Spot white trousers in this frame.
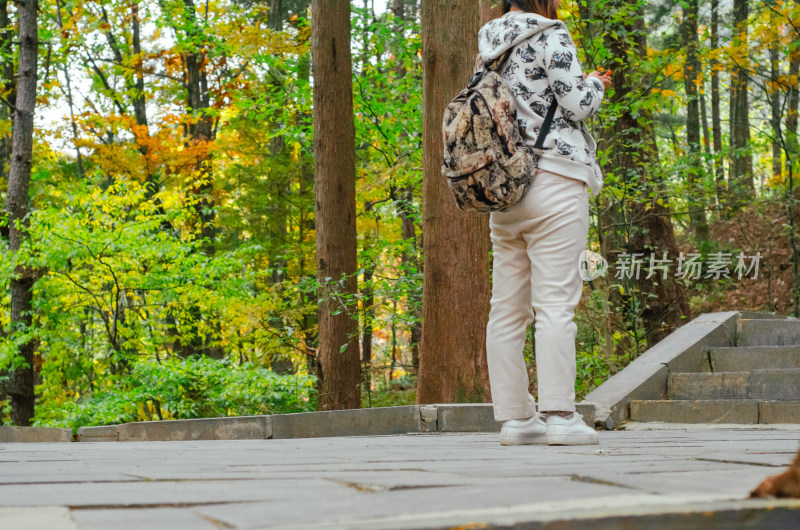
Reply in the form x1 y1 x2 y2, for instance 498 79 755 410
486 169 589 422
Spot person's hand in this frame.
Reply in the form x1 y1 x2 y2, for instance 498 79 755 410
588 70 612 90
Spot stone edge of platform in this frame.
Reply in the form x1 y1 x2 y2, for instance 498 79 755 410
0 426 74 443
65 402 595 443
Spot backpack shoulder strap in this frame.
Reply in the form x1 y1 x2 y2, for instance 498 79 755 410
533 99 558 152
486 49 512 72
473 52 485 75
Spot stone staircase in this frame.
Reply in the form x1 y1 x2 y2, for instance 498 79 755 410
629 318 800 424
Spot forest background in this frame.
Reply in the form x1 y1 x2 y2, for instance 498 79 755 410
0 0 798 429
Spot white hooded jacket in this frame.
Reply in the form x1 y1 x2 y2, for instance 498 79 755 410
478 11 605 195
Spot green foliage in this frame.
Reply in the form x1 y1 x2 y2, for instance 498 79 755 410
576 349 611 401
34 356 316 432
362 386 416 409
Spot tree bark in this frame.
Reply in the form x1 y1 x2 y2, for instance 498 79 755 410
710 0 726 213
361 264 374 389
682 0 708 241
770 38 783 181
167 0 223 359
0 0 14 245
786 38 800 168
393 186 421 373
728 0 754 207
6 0 39 426
182 0 215 254
416 0 491 404
268 0 283 31
311 0 361 410
390 1 421 373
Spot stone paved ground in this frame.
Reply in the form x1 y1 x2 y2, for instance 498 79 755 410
2 429 800 529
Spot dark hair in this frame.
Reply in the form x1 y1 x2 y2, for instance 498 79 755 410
502 0 559 20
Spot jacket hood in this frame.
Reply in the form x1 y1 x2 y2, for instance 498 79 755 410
478 11 563 63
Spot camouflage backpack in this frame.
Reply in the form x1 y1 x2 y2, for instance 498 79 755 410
441 51 557 213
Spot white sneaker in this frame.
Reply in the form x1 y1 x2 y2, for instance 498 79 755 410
546 413 599 445
499 414 548 445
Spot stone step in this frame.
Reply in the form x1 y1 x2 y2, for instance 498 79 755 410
629 399 800 424
737 318 800 347
668 370 800 400
703 346 800 372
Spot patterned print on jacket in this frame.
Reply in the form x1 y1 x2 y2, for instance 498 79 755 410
477 11 605 194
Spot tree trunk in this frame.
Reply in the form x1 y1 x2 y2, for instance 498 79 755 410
131 1 157 197
395 187 421 373
131 3 148 135
311 0 361 410
182 0 215 254
390 1 421 374
682 0 708 241
361 263 374 391
786 39 800 169
770 39 783 181
0 0 14 245
417 0 491 404
599 0 691 351
6 0 39 426
53 0 84 179
710 0 726 213
392 0 407 78
268 0 283 30
294 45 319 374
728 0 754 208
169 0 223 359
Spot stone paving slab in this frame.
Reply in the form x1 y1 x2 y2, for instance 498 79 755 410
0 507 78 530
2 429 800 529
70 508 220 530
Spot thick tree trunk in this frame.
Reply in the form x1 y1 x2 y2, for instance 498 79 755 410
311 0 361 410
682 0 708 241
599 0 691 351
728 0 754 207
6 0 39 426
710 0 726 213
417 0 491 404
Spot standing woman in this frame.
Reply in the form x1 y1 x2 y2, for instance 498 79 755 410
479 0 612 445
